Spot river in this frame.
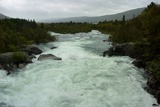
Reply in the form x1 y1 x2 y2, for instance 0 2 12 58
0 30 156 107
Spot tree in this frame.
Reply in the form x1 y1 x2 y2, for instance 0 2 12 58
122 15 126 25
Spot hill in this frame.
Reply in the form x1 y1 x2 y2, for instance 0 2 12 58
0 13 10 19
42 7 145 23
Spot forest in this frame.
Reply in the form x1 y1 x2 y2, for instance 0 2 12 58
0 18 55 53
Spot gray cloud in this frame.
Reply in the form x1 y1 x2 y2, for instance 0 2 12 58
0 0 160 20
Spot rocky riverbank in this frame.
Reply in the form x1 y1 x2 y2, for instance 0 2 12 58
0 45 62 75
0 45 41 75
103 43 160 104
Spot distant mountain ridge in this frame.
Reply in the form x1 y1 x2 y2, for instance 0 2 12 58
0 13 10 19
42 7 145 23
0 7 145 23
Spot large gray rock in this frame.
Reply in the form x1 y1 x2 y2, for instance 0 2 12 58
22 45 42 55
147 77 160 90
132 60 146 68
145 87 157 95
146 77 160 104
103 43 143 59
38 54 62 61
156 91 160 104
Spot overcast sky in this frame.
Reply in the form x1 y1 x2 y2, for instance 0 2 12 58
0 0 160 20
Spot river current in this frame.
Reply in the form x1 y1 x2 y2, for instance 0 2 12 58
0 30 156 107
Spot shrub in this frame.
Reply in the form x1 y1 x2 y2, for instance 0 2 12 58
12 52 26 63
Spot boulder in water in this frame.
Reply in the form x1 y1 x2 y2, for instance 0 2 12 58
103 43 143 59
132 60 146 68
156 91 160 104
38 54 62 61
103 43 132 57
147 77 160 90
153 104 159 106
50 47 57 49
103 40 108 42
22 45 42 55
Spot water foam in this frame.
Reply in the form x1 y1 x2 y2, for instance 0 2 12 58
0 30 156 107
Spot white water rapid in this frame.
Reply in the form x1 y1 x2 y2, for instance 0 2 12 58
0 30 157 107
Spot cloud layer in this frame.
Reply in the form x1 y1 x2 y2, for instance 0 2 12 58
0 0 160 20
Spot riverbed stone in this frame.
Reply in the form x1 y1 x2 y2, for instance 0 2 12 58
103 43 143 59
50 47 57 49
18 63 26 68
156 91 160 104
38 54 62 61
153 104 159 106
147 77 160 90
132 60 146 68
23 45 42 55
145 87 157 95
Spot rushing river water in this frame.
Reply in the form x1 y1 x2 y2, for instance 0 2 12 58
0 30 157 107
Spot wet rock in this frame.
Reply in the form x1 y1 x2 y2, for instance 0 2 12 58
103 43 127 57
145 87 157 95
23 54 35 64
29 54 36 59
103 43 143 59
103 40 108 42
18 63 25 68
153 104 159 106
50 47 57 49
146 76 160 104
23 45 42 55
147 77 160 90
132 60 146 68
103 51 108 57
156 91 160 104
38 54 62 61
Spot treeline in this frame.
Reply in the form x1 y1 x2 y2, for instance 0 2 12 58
106 2 160 44
45 22 94 34
0 18 55 53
